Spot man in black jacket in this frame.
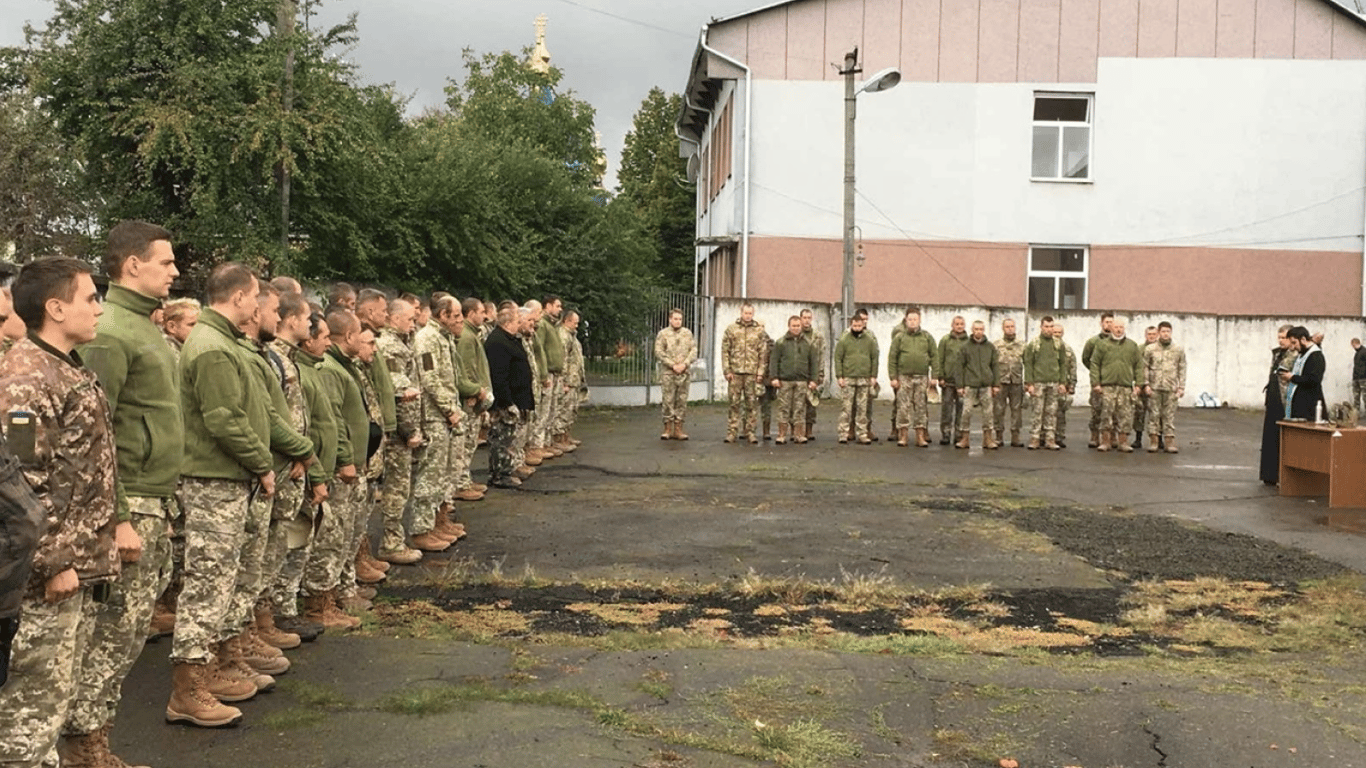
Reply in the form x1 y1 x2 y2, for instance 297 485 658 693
1352 337 1365 419
1281 326 1326 421
485 305 535 489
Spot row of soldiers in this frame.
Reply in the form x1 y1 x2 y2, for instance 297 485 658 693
0 220 588 768
681 305 1187 452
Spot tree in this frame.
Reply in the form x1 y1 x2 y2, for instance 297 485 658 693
618 88 696 293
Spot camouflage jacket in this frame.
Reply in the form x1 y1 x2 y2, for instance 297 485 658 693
654 326 697 376
414 323 461 423
0 336 119 597
1144 341 1187 392
560 325 584 389
377 328 422 442
1061 342 1078 387
994 336 1025 385
721 319 769 376
802 328 826 386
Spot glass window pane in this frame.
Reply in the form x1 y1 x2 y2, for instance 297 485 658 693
1031 247 1063 271
1032 126 1059 178
1034 97 1089 122
1060 277 1086 310
1062 126 1090 179
1028 277 1056 310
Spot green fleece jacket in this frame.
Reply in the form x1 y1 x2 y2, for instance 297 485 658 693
178 308 272 480
834 330 879 379
80 283 183 516
1089 335 1146 387
241 340 315 474
769 333 818 382
294 346 338 478
1022 336 1067 384
320 348 368 470
535 315 565 375
459 320 492 390
366 334 397 433
937 331 969 384
953 336 1000 388
887 328 937 377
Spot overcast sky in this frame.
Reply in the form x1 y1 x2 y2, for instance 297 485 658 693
1 0 766 190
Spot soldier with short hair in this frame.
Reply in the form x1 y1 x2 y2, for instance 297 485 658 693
721 304 769 444
453 297 491 498
655 309 697 440
834 311 878 444
0 257 125 762
374 299 423 565
532 296 565 457
1089 318 1145 453
1351 337 1365 418
888 308 938 448
1023 316 1066 450
1081 312 1114 447
800 308 825 440
326 283 357 313
953 320 1000 450
769 316 818 444
1144 321 1186 453
556 309 585 446
993 319 1026 447
409 297 467 551
1130 325 1159 449
1054 323 1078 449
937 316 969 445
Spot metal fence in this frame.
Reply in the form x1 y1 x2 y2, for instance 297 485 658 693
584 292 713 394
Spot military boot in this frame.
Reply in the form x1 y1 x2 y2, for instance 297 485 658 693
1097 430 1112 452
255 607 301 650
1117 436 1134 453
148 600 176 641
212 639 270 697
673 420 689 441
1027 437 1041 450
1011 430 1023 447
661 420 672 440
774 424 788 445
166 662 243 728
555 434 577 453
275 614 324 642
354 552 386 585
916 428 930 448
410 531 450 552
513 464 536 479
1165 437 1179 454
237 629 290 675
304 591 361 631
1088 429 1100 448
1148 434 1160 453
58 731 104 768
1131 431 1144 450
523 450 544 466
794 424 808 444
762 418 771 441
98 721 151 768
361 535 390 573
955 431 970 449
983 429 999 450
940 432 952 446
896 428 908 447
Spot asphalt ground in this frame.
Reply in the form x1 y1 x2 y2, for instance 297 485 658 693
112 403 1366 768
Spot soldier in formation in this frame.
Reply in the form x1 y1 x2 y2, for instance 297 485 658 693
834 310 878 444
1143 321 1186 453
720 303 768 444
768 316 818 444
655 308 697 440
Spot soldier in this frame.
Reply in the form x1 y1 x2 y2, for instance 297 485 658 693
0 258 124 764
887 308 938 448
834 311 878 444
937 316 969 445
768 316 818 444
759 333 777 441
520 301 548 462
374 298 423 565
993 319 1026 447
1351 338 1365 418
66 222 181 763
1144 321 1187 453
326 283 357 313
655 308 697 440
167 262 275 727
532 295 566 458
1130 326 1159 450
1089 318 1145 453
162 298 199 359
349 326 389 593
1081 312 1114 448
952 320 1000 450
721 303 768 444
799 309 825 440
485 305 536 488
409 296 467 552
1023 316 1066 450
481 301 497 341
1054 323 1078 449
452 297 490 498
555 309 585 447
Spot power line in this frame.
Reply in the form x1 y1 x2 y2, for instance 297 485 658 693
551 0 695 39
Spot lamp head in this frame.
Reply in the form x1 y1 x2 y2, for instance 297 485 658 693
858 67 902 94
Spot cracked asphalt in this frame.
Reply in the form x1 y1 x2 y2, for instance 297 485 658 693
112 404 1366 767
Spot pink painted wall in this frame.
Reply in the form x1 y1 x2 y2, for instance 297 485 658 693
712 0 1366 84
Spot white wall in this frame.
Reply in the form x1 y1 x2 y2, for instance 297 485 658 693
743 58 1366 253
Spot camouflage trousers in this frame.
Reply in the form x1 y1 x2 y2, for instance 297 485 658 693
1132 391 1151 435
805 387 820 430
1029 384 1062 442
412 420 456 534
727 373 761 437
158 489 186 613
959 387 996 432
226 487 274 637
553 380 579 434
1148 390 1179 438
171 478 251 664
660 371 689 423
488 408 520 482
994 383 1025 438
0 589 98 767
939 384 964 438
379 442 415 553
271 514 316 616
894 375 931 430
1057 390 1074 440
335 477 371 598
533 376 559 449
453 405 478 492
258 477 304 612
838 381 872 440
774 382 808 429
1098 386 1136 437
1088 388 1104 432
302 482 359 597
66 502 172 735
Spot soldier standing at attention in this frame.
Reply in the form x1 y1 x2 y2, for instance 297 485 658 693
452 297 490 498
953 320 1000 450
374 298 424 565
1081 312 1114 448
937 316 969 445
1089 318 1145 453
64 222 179 765
1022 316 1066 450
555 309 586 447
1144 321 1186 453
161 298 199 359
1130 325 1159 450
655 309 697 441
485 305 536 488
721 303 769 444
769 316 818 444
799 309 825 440
887 308 937 448
834 310 878 444
0 258 126 761
533 296 565 459
409 297 466 551
1054 323 1078 449
993 319 1026 447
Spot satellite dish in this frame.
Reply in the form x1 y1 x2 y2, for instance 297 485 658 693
686 153 700 183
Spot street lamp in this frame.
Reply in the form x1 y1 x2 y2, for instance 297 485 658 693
840 49 901 322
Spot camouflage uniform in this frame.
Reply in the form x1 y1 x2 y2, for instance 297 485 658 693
721 317 769 440
802 328 825 435
888 326 937 432
768 332 817 432
517 333 540 463
655 325 696 424
1090 335 1146 441
451 324 485 494
257 341 311 616
486 324 534 484
1144 340 1187 440
1023 336 1067 445
556 327 585 435
1352 345 1366 415
993 334 1025 443
833 328 879 441
952 337 999 434
411 323 462 534
937 331 969 440
532 314 564 450
376 328 422 554
1057 340 1078 442
0 337 119 765
1081 332 1108 436
341 358 384 591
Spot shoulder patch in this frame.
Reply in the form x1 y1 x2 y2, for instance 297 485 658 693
422 352 435 371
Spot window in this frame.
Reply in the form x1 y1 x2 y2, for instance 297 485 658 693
1027 246 1087 310
1032 94 1092 181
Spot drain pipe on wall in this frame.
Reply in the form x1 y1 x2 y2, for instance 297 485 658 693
699 26 752 299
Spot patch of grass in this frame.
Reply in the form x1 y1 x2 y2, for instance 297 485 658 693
932 728 1019 764
753 719 861 768
259 707 328 729
832 565 900 607
868 705 903 745
375 681 607 717
277 679 354 711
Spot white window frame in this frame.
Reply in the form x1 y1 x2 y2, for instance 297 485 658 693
1026 245 1089 311
1031 92 1094 183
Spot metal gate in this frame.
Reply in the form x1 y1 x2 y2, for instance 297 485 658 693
584 292 713 401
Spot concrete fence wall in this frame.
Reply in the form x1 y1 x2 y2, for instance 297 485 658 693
709 299 1366 409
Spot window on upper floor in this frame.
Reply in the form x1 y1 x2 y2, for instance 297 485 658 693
1027 246 1088 310
1032 94 1092 182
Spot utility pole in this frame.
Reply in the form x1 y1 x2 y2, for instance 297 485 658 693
840 48 860 324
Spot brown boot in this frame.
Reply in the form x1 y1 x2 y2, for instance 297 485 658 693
239 628 290 675
674 420 689 440
661 420 672 439
1045 438 1061 450
523 451 543 466
567 431 582 446
955 431 970 449
1089 429 1100 448
354 552 386 585
148 600 175 640
470 482 488 493
983 429 999 450
411 531 451 552
1011 430 1023 447
377 546 423 565
304 591 361 631
1027 438 1040 450
360 535 390 573
555 434 577 453
59 730 104 768
793 424 808 444
255 607 301 650
1148 434 1160 453
774 424 788 445
915 428 930 448
327 590 365 628
513 464 536 479
166 662 244 728
433 516 464 541
210 640 270 698
96 722 150 768
1097 430 1111 452
896 428 908 447
1165 437 1178 454
543 444 564 458
453 487 484 502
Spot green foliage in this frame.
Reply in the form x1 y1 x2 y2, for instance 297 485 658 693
619 88 696 292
